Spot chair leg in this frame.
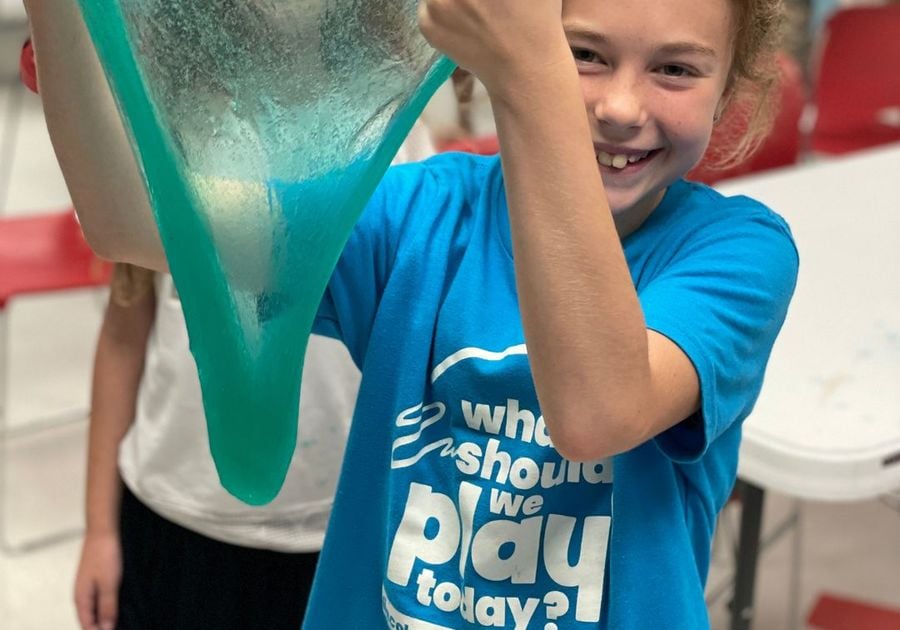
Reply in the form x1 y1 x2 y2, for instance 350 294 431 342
730 480 766 630
716 484 804 630
788 500 803 630
706 498 742 608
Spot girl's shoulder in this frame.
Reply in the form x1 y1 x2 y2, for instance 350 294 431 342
631 180 799 280
344 152 503 266
385 151 501 195
686 179 790 225
365 151 503 228
667 179 795 244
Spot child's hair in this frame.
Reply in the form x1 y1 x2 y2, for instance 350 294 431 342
710 0 788 169
110 263 156 308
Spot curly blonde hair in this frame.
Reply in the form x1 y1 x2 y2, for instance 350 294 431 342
110 263 156 308
710 0 788 169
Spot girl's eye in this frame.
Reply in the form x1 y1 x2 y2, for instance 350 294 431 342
659 64 694 78
571 48 604 65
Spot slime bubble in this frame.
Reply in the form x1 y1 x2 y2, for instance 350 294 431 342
75 0 454 504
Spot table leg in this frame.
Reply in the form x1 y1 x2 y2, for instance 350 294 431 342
730 479 765 630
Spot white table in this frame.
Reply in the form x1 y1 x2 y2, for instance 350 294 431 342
714 143 900 629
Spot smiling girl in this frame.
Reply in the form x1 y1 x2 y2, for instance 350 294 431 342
28 0 797 627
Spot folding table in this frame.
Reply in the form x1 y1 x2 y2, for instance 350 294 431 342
715 143 900 629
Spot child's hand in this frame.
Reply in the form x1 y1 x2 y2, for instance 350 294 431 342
73 532 122 630
418 0 571 101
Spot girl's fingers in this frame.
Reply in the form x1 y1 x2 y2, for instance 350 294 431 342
96 581 119 630
73 580 98 630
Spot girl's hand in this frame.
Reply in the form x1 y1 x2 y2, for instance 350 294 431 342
73 532 122 630
418 0 571 102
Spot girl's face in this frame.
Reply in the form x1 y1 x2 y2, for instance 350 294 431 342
563 0 734 230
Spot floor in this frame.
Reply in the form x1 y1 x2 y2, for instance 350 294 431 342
1 15 899 630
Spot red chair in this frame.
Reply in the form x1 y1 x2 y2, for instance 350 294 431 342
0 211 111 312
20 39 38 93
689 52 806 185
807 593 900 630
437 135 500 156
809 4 900 155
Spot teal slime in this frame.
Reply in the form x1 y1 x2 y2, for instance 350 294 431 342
75 0 454 504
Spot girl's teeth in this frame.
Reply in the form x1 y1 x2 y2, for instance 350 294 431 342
597 150 651 169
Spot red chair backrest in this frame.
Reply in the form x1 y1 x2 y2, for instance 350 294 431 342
0 211 112 309
20 39 38 94
438 135 500 156
688 52 806 185
810 4 900 155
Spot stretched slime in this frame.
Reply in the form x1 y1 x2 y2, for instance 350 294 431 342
75 0 454 504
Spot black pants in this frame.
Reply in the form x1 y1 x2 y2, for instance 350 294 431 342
117 486 319 629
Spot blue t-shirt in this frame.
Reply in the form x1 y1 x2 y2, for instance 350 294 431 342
307 153 798 629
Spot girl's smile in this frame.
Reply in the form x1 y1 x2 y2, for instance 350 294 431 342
564 0 734 226
595 144 662 176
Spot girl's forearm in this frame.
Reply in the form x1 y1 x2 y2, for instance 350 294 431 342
489 64 653 461
82 400 127 537
83 295 156 534
25 0 166 270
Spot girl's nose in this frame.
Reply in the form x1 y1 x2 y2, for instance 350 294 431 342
593 76 647 131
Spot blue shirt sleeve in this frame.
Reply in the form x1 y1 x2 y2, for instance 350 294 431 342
639 201 799 463
312 161 433 368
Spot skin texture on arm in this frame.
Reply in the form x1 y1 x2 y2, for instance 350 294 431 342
23 0 166 271
73 269 156 630
419 0 702 461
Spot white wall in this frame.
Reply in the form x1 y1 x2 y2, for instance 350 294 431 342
0 0 26 20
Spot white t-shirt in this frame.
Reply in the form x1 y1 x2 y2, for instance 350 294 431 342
118 122 434 552
118 273 359 552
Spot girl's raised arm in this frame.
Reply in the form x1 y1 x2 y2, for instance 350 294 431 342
25 0 167 270
420 0 701 460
